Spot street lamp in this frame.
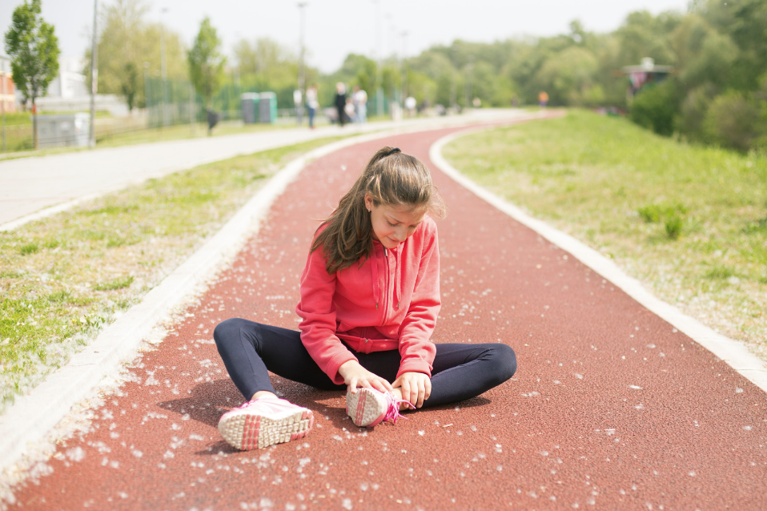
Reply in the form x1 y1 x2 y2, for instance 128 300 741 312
400 30 408 105
372 0 383 117
160 7 168 128
89 0 98 148
142 61 150 127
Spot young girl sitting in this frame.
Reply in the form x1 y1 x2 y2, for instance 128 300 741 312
214 146 517 450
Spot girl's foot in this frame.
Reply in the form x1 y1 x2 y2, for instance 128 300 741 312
218 395 314 450
346 387 414 427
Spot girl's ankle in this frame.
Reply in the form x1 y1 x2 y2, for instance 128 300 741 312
251 391 278 401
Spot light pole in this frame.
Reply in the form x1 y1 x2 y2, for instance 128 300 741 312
142 61 150 127
160 7 168 128
372 0 383 117
1 59 6 152
297 2 307 125
400 30 408 105
89 0 98 148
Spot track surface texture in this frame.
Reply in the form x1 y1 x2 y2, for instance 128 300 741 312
9 125 767 510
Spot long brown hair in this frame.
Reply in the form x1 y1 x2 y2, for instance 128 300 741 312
311 146 446 274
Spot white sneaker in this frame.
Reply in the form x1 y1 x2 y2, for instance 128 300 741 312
218 395 314 450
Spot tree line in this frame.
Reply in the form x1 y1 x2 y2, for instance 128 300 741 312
6 0 766 151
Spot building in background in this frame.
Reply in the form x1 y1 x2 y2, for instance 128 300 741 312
37 55 129 117
0 55 16 114
621 57 674 103
46 56 88 99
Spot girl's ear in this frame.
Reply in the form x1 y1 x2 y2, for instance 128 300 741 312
364 194 373 213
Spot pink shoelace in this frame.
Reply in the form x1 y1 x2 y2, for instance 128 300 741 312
383 392 415 424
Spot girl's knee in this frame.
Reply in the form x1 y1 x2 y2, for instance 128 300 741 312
213 318 248 348
491 344 517 383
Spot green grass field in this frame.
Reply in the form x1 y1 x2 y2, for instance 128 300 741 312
0 135 346 411
444 109 767 356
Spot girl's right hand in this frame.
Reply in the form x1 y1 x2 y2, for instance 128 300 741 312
338 360 393 395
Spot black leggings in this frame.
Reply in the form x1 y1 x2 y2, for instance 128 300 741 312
213 318 517 408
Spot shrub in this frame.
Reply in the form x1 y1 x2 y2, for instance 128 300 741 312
637 202 688 239
677 84 717 142
664 214 684 239
630 80 680 137
638 204 663 223
703 91 762 152
19 243 39 255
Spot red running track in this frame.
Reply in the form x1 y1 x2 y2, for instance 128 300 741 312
8 125 767 510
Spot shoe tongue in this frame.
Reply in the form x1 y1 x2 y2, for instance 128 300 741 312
255 394 281 402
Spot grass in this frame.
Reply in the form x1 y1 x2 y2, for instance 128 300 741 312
443 109 767 358
0 134 347 411
93 120 301 149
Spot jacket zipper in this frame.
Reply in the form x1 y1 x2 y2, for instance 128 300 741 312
381 247 389 325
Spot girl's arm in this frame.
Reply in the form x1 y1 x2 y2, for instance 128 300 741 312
296 245 358 385
396 220 440 380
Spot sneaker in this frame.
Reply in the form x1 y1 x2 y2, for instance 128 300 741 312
218 395 314 450
346 387 413 427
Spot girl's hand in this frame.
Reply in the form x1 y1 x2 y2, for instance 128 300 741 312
393 372 431 409
338 360 393 395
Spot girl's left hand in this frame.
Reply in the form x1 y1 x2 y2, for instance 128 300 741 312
393 372 431 409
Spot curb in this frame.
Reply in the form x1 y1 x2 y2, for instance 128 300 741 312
429 128 767 395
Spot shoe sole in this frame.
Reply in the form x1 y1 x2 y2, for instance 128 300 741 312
218 408 314 450
346 388 387 427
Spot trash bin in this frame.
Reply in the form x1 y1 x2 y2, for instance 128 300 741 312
37 113 91 149
241 93 260 124
259 92 277 123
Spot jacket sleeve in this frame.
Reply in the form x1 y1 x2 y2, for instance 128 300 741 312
295 245 358 385
397 220 440 379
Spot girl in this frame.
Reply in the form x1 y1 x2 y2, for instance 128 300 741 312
214 146 517 450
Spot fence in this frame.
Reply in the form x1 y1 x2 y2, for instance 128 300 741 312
0 82 402 153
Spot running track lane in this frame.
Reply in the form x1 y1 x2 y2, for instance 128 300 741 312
8 124 767 510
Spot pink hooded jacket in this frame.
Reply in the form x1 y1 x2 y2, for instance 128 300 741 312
296 216 441 385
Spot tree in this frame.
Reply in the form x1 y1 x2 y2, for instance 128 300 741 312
83 0 187 111
188 16 225 130
121 62 139 111
4 0 60 149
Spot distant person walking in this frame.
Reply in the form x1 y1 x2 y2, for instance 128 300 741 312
306 84 319 130
335 82 348 127
538 91 549 108
352 86 368 124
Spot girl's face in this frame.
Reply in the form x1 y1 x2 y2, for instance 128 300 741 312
365 194 426 249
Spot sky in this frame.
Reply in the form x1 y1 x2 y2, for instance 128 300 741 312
1 0 690 73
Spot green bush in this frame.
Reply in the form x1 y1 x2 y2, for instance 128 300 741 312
664 214 684 239
677 84 716 142
703 91 762 152
19 243 39 255
637 202 688 239
630 80 680 137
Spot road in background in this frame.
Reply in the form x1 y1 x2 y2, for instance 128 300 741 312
0 110 526 229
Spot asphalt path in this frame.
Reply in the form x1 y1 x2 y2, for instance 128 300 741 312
0 110 523 230
7 126 767 510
